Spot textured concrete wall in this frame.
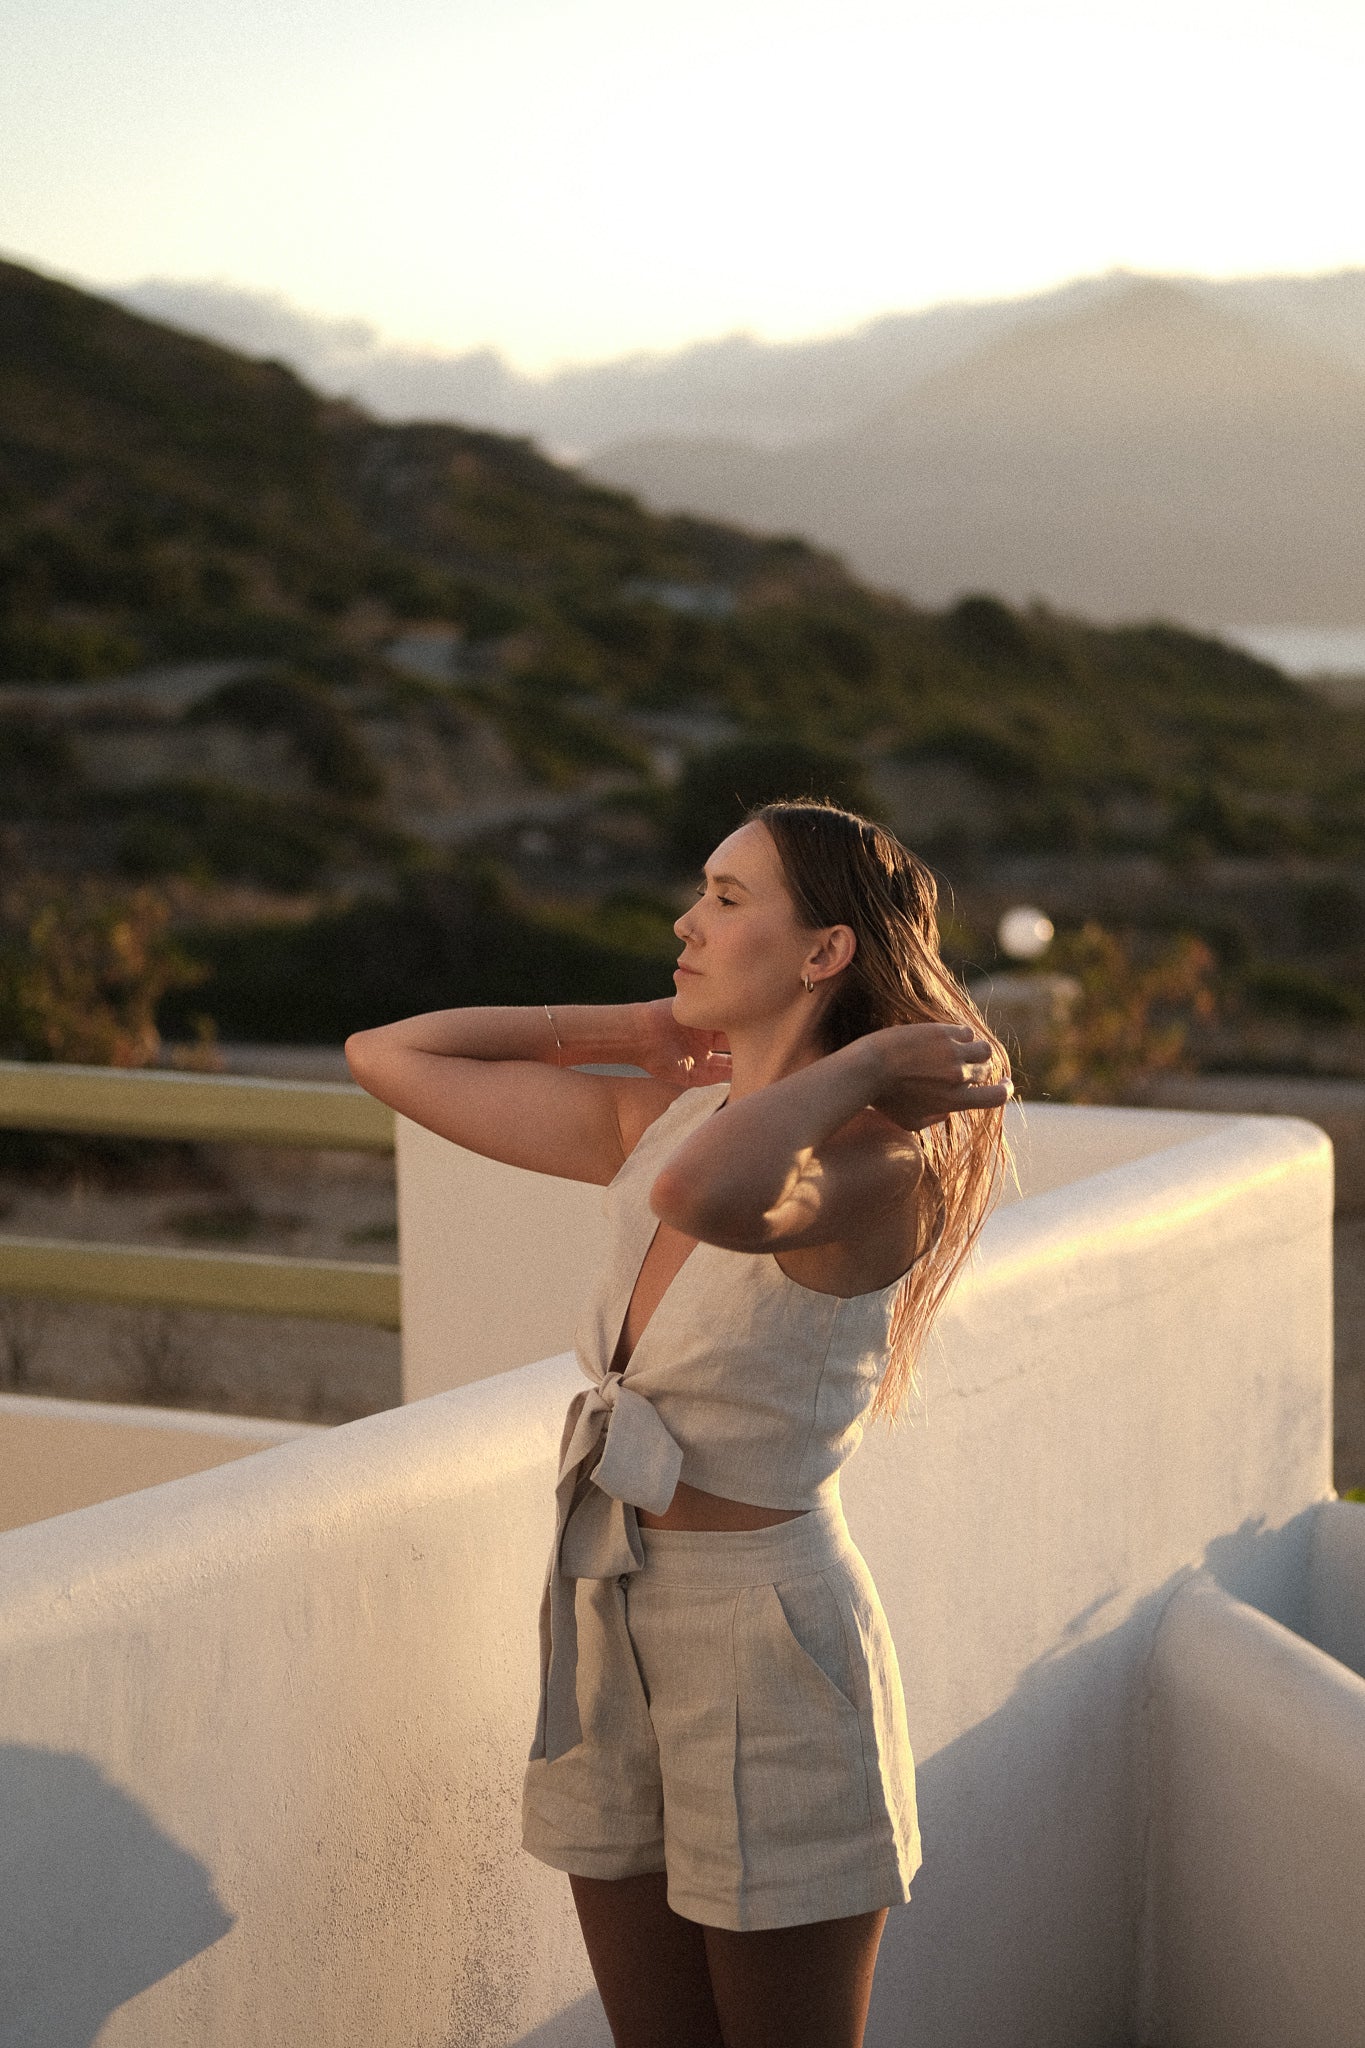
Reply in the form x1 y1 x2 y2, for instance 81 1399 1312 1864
0 1107 1335 2048
0 1358 598 2048
0 1394 318 1534
849 1112 1333 2048
1143 1561 1365 2048
397 1113 604 1401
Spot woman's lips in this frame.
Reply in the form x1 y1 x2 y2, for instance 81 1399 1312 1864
674 962 700 977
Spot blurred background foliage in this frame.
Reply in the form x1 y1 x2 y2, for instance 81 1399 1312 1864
0 877 205 1066
5 256 1365 1094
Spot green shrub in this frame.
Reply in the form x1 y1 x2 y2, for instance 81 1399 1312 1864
1295 879 1364 953
896 719 1039 787
666 738 875 870
0 617 143 681
1029 923 1219 1102
164 864 678 1043
943 594 1034 668
1243 964 1362 1024
0 715 81 812
114 781 368 890
472 689 652 788
0 876 204 1065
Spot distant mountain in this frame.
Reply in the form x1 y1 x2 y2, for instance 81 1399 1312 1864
108 273 1099 452
112 268 1365 456
587 280 1365 627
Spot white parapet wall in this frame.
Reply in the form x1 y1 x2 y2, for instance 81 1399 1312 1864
0 1393 321 1535
1143 1556 1365 2048
0 1104 1338 2048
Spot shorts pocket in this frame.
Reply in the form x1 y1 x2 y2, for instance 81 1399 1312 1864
732 1579 873 1881
768 1572 860 1715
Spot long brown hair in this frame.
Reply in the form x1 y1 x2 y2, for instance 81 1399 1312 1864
754 799 1010 1419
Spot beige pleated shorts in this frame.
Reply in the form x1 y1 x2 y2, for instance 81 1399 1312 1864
521 1497 921 1932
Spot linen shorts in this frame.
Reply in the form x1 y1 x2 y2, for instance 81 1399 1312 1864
521 1496 921 1932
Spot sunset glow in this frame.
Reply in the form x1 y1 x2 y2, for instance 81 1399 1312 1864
2 0 1363 366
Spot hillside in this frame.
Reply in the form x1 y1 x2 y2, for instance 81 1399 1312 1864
588 280 1365 627
7 255 1365 1055
0 254 855 686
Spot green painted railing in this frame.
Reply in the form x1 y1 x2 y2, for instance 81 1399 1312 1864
0 1060 394 1151
0 1060 400 1327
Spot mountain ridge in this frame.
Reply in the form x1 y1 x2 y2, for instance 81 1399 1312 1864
586 277 1365 627
109 266 1365 454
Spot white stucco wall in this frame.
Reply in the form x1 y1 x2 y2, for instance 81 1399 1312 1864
848 1111 1333 2048
0 1394 319 1535
397 1114 604 1401
0 1106 1335 2048
1143 1563 1365 2048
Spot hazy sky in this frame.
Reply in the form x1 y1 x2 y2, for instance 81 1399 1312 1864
3 0 1363 369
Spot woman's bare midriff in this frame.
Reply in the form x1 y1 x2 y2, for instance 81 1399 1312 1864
637 1481 805 1532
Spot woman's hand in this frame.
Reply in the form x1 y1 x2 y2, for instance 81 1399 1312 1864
862 1021 1011 1132
632 998 732 1088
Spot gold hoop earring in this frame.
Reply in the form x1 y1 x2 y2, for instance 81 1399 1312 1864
802 975 816 994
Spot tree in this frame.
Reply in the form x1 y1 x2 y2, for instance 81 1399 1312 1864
667 739 875 871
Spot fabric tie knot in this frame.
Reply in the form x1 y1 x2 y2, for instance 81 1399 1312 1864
536 1370 684 1762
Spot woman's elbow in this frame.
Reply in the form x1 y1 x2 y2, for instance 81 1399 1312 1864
344 1027 386 1088
650 1167 765 1249
650 1165 737 1239
649 1165 700 1233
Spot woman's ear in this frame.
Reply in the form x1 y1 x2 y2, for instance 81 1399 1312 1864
808 924 857 982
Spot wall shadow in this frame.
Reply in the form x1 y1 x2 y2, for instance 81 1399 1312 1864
511 1990 610 2048
0 1745 233 2048
865 1508 1318 2048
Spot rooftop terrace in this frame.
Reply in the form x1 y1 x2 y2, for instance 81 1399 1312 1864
1 1088 1362 2045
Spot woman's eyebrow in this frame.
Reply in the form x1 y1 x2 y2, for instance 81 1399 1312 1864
703 871 750 891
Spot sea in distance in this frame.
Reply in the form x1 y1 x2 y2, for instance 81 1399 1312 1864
1226 626 1365 701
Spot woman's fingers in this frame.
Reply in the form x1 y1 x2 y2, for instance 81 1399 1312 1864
954 1079 1013 1105
875 1074 1011 1129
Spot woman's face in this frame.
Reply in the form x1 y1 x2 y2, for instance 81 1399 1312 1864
672 820 846 1034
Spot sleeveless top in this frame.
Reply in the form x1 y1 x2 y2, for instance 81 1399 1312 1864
534 1082 912 1762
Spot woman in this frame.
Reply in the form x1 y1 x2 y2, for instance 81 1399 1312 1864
345 800 1010 2048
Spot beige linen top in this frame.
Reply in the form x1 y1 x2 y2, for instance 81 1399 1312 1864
536 1082 910 1761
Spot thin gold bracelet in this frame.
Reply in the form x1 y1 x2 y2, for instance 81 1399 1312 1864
543 1003 563 1067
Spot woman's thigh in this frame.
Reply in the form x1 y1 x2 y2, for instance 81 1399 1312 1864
702 1908 888 2048
570 1872 726 2048
571 1875 886 2048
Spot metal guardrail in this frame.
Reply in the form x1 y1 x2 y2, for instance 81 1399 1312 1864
0 1061 399 1326
0 1060 394 1151
0 1237 401 1327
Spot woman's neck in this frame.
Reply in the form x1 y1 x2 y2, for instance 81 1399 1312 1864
722 1016 827 1103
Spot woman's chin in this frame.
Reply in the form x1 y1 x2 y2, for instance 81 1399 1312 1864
672 979 715 1028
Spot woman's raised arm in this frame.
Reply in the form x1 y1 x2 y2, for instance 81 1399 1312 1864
344 1001 725 1185
649 1022 1008 1256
